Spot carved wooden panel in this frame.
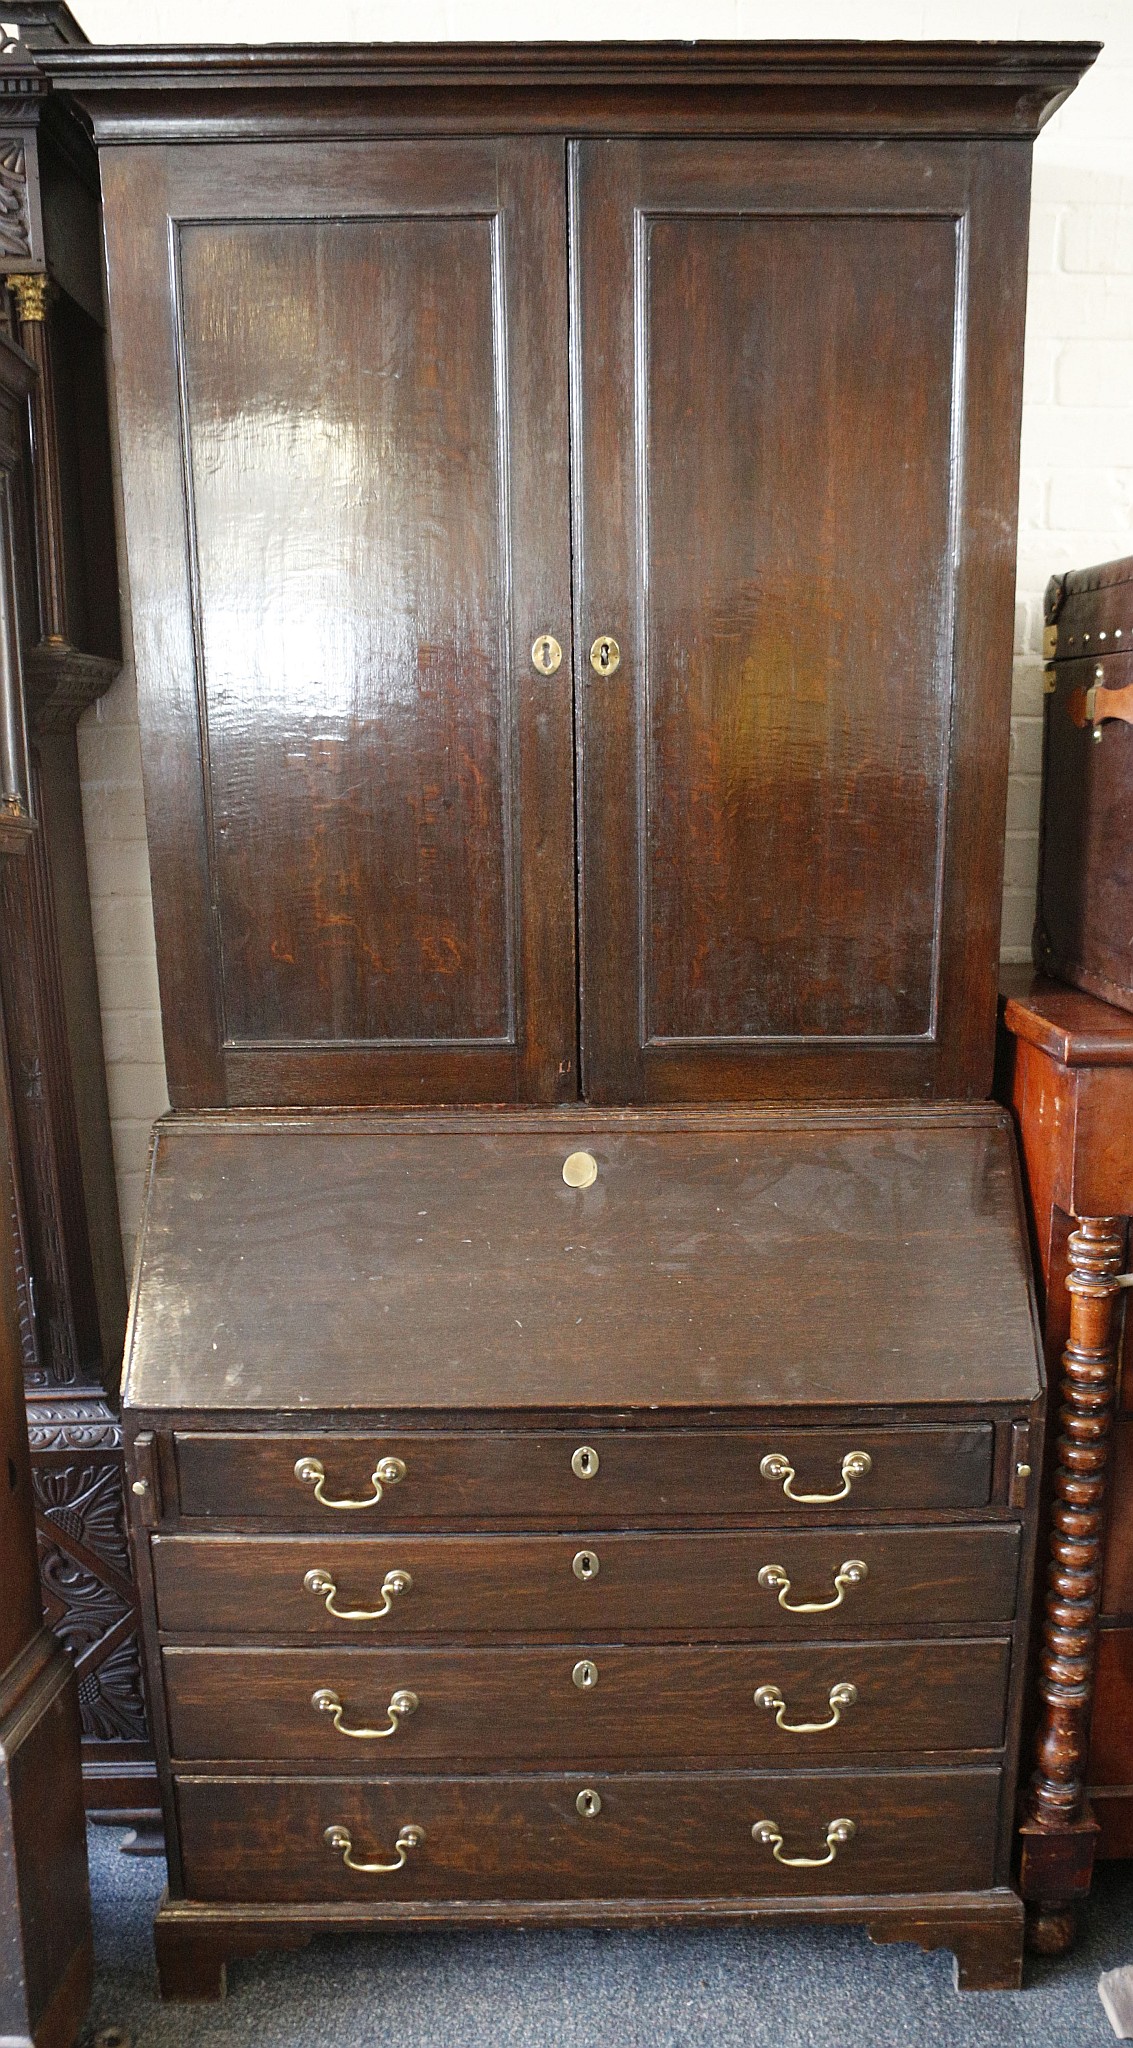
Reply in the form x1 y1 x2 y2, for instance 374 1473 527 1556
28 1398 150 1752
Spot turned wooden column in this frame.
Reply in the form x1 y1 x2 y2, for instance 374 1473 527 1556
999 972 1133 1952
1020 1216 1126 1950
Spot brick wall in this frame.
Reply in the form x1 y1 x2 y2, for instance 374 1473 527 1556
73 0 1133 1261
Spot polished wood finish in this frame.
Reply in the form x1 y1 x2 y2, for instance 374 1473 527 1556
1000 973 1133 1952
162 1637 1012 1766
173 1423 995 1525
59 42 1093 1105
98 135 575 1108
124 1109 1042 1416
173 1767 1002 1903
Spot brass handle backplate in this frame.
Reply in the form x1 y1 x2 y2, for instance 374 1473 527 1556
312 1686 419 1739
753 1681 858 1734
324 1822 425 1873
294 1454 406 1509
757 1559 867 1614
759 1450 871 1505
589 634 621 676
303 1566 412 1621
752 1817 856 1868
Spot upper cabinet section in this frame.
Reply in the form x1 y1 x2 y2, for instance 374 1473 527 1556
56 44 1096 1108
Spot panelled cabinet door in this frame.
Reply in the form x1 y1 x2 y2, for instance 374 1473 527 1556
572 140 1029 1103
102 140 577 1106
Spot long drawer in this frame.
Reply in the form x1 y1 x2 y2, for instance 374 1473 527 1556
172 1426 995 1525
175 1767 1001 1902
151 1527 1022 1639
163 1637 1012 1765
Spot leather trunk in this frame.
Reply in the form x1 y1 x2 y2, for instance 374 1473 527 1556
1036 555 1133 1010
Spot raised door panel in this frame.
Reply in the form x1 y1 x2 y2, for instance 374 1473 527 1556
573 140 1029 1101
101 140 576 1105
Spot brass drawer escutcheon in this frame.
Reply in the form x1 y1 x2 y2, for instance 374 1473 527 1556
572 1548 600 1581
572 1658 599 1689
757 1559 867 1614
759 1450 871 1504
571 1444 600 1478
294 1454 406 1509
324 1822 425 1873
751 1816 855 1868
576 1788 602 1818
753 1681 858 1734
312 1686 419 1738
303 1566 413 1621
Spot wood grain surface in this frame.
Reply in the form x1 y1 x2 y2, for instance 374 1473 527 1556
150 1526 1023 1640
173 1766 1002 1902
122 1111 1042 1415
162 1636 1012 1766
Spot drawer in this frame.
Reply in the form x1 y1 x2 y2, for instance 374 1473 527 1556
151 1526 1022 1640
172 1425 994 1526
163 1637 1012 1766
174 1766 1001 1902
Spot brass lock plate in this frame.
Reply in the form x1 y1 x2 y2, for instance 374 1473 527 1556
589 635 621 676
531 633 563 676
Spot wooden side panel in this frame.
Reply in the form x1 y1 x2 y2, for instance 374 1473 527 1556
101 138 576 1105
575 139 1030 1101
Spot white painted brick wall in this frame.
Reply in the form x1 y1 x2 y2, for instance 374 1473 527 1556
72 0 1133 1260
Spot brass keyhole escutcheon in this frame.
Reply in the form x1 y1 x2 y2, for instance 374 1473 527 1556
589 634 621 676
531 633 562 676
572 1445 599 1479
573 1548 600 1581
572 1659 599 1690
576 1787 602 1818
563 1151 598 1190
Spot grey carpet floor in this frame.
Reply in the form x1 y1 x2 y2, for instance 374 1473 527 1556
83 1823 1133 2048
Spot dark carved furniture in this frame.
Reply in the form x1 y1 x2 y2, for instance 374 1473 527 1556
1000 973 1133 1951
0 11 155 1821
42 37 1093 1997
0 296 91 2044
126 1106 1043 1996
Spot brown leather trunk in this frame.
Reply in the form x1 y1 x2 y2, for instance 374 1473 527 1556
1036 556 1133 1010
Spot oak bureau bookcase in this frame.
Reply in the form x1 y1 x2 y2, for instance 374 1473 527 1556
44 40 1093 1996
